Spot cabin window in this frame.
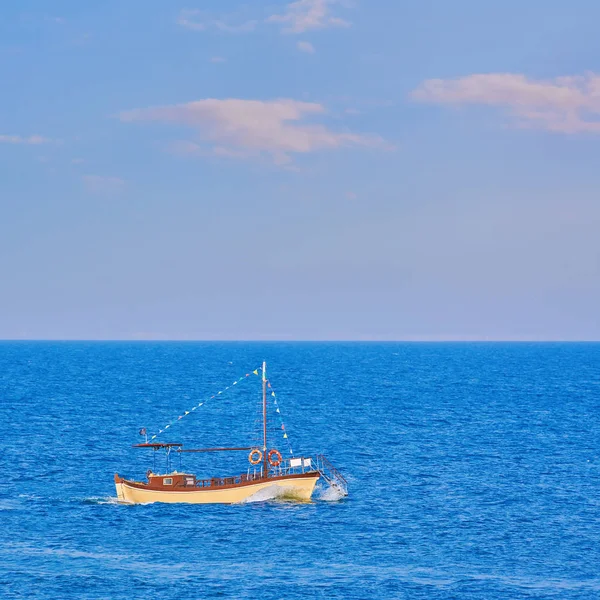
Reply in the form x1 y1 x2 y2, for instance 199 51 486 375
186 477 194 486
163 478 173 485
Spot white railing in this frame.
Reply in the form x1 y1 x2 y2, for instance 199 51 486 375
246 457 315 479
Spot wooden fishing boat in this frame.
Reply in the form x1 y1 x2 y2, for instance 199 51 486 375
115 362 347 504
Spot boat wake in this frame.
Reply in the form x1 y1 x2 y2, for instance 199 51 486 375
239 485 307 504
81 496 122 505
317 484 347 502
0 499 21 511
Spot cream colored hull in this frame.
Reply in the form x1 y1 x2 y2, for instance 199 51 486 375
115 475 319 504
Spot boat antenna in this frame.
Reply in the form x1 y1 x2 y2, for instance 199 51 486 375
262 360 268 478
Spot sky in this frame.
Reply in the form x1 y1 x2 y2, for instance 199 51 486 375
0 0 599 341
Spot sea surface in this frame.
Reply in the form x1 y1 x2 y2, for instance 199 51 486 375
1 342 599 599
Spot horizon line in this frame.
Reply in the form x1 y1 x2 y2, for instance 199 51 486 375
1 338 599 343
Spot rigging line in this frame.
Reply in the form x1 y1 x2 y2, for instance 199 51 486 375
148 366 263 441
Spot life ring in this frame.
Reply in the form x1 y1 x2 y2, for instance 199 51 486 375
248 449 263 465
268 449 282 467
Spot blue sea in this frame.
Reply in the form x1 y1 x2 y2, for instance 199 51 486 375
1 342 600 599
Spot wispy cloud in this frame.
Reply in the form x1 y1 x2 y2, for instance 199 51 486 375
177 9 257 33
297 41 316 54
268 0 351 34
0 134 50 145
412 72 600 134
120 98 389 164
209 56 227 63
178 1 351 36
82 175 125 194
176 10 206 31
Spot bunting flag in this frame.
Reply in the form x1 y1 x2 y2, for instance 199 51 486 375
265 379 294 456
148 367 263 441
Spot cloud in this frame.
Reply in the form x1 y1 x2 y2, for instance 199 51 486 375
412 72 600 134
297 41 316 54
168 140 203 155
178 1 350 35
209 56 227 63
176 10 207 31
120 98 389 164
82 175 125 194
177 9 257 33
268 0 350 34
0 134 50 145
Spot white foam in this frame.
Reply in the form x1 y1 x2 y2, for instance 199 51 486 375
318 484 347 502
239 485 305 504
0 499 21 511
82 496 121 505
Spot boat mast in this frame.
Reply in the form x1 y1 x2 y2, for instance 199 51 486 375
262 360 268 478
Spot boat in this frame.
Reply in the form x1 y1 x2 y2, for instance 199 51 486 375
114 362 347 504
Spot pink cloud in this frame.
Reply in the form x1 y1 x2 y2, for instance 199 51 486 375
412 72 600 133
268 0 350 34
177 9 257 33
82 175 125 194
0 134 50 145
297 40 316 54
120 98 389 163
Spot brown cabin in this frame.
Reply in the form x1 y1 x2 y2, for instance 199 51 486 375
147 472 196 490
